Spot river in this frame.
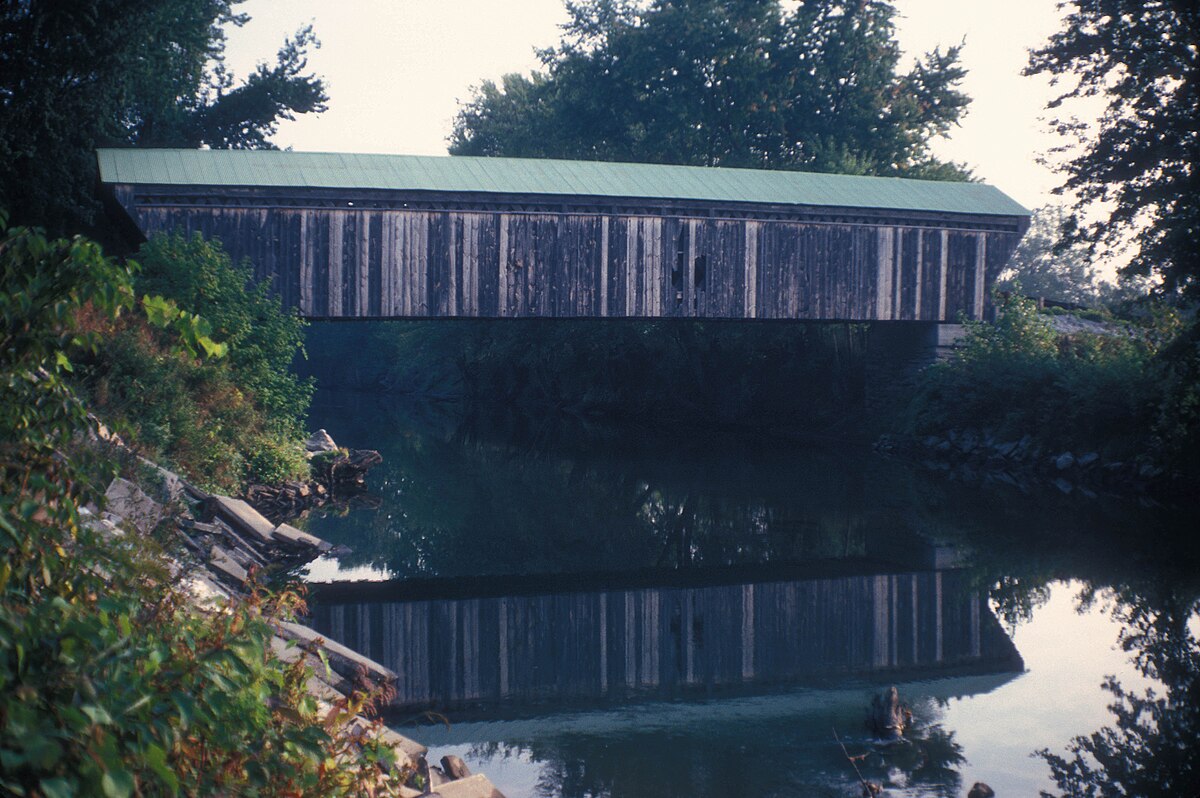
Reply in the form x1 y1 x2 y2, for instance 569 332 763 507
298 388 1198 798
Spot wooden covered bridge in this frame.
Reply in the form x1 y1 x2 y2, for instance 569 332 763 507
99 149 1029 322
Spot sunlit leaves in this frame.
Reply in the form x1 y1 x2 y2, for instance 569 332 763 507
140 294 228 360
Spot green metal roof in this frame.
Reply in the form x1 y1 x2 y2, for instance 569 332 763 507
97 148 1030 218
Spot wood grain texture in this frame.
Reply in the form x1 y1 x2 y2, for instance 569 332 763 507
130 203 1022 322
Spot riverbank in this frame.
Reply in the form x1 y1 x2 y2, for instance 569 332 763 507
884 294 1199 499
92 431 508 798
873 428 1176 500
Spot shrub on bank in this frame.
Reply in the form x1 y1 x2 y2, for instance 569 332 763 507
76 232 311 491
1 218 397 796
136 233 313 438
904 290 1198 474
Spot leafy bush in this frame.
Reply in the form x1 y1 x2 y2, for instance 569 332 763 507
136 232 312 437
1 218 404 796
905 291 1160 459
76 232 311 490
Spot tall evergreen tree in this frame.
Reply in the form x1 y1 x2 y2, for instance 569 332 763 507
1026 0 1200 296
450 0 971 180
0 0 327 234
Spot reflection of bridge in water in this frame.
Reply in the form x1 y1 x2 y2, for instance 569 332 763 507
308 567 1022 713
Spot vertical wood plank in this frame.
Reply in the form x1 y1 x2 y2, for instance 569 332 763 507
688 219 700 317
625 217 637 315
599 216 609 317
876 227 894 320
938 229 949 320
498 214 510 317
973 233 987 319
298 211 311 314
892 228 903 319
914 228 924 320
329 212 344 317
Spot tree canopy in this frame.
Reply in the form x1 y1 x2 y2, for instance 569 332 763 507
1026 0 1200 297
450 0 972 180
0 0 327 234
997 205 1103 306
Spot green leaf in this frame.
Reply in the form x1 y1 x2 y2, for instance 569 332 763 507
39 777 75 798
141 295 178 328
101 769 134 798
143 744 178 795
81 705 114 725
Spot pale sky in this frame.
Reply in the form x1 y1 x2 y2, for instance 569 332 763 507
223 1 1087 212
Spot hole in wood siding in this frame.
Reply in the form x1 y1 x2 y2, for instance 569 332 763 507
672 227 687 303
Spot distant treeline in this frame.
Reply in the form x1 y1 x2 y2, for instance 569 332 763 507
300 320 868 436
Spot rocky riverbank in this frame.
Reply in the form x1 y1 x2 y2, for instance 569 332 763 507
90 428 505 798
874 428 1172 499
242 429 384 523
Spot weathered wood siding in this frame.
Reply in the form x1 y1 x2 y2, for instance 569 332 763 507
307 569 1022 712
124 197 1022 322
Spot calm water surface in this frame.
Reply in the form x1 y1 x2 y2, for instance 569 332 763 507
301 390 1198 797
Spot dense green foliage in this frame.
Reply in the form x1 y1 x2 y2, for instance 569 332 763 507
77 232 311 491
1026 1 1199 297
451 0 971 179
135 233 313 437
302 319 867 434
0 0 327 235
0 220 404 796
904 291 1200 475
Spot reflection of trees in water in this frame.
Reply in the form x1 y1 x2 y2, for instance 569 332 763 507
306 400 886 579
1039 586 1200 797
456 711 965 798
936 497 1200 797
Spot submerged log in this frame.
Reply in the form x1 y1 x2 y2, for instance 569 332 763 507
313 448 383 492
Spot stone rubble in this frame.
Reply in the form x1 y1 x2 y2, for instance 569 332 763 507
89 428 503 797
875 427 1176 499
244 430 383 524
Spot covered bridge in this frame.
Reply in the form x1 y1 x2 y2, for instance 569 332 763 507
99 149 1029 322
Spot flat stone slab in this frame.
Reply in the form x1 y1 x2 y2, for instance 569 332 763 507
208 495 275 545
275 621 398 685
104 477 162 535
273 523 333 553
431 774 506 798
181 571 231 608
209 545 249 585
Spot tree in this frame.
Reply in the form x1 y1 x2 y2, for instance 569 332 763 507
997 205 1102 305
450 0 972 179
1026 1 1200 297
0 1 327 235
